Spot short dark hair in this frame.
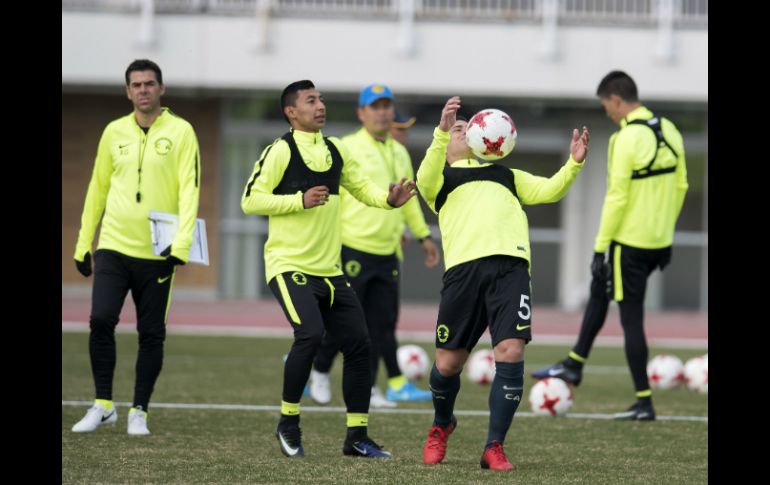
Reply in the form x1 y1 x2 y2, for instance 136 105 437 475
281 80 316 124
456 115 468 123
125 59 163 86
596 70 638 102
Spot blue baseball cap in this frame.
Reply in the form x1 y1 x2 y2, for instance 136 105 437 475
358 84 394 107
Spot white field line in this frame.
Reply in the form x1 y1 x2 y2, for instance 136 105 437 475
62 400 707 423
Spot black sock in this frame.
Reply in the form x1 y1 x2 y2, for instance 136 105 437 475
346 426 367 442
486 361 524 446
429 362 461 427
563 356 583 370
279 414 300 428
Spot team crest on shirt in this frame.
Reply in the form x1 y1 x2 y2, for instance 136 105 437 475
325 152 333 168
437 324 450 343
155 137 173 155
291 272 307 285
345 260 361 278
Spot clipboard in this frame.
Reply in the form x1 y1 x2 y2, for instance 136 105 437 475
149 211 210 266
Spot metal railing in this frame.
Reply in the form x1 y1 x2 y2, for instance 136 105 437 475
558 0 707 27
62 0 707 26
417 0 539 21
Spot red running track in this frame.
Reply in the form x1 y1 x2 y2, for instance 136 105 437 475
62 296 707 348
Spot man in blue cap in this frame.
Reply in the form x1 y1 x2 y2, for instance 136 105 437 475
309 84 441 408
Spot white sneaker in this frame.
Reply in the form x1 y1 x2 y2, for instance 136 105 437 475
370 386 397 409
127 407 150 435
72 403 118 432
309 369 332 405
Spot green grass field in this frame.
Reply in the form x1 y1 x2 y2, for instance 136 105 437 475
62 332 707 484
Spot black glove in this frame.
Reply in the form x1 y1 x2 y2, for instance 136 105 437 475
591 252 608 280
161 245 186 266
75 252 92 277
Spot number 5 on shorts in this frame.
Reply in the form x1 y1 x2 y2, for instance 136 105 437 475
518 294 531 320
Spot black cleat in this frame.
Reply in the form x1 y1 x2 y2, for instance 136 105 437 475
276 424 304 457
342 436 392 458
613 402 656 421
531 361 583 386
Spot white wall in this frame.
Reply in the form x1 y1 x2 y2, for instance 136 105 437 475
62 12 707 101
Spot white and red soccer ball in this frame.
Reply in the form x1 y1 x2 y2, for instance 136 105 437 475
396 344 430 380
465 108 518 161
647 354 685 390
683 354 708 394
529 377 574 416
467 349 497 384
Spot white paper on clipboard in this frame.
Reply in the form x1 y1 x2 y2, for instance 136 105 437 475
149 211 209 266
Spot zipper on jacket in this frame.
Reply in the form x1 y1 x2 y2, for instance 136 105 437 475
137 132 147 203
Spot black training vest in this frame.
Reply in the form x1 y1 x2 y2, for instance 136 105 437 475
433 162 518 213
271 131 343 195
626 114 679 180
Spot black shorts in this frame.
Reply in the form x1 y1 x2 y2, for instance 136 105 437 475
609 242 672 303
435 255 532 350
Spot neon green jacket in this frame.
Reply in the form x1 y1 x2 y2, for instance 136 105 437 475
417 127 583 271
340 128 431 258
241 129 393 283
594 106 688 252
75 108 201 262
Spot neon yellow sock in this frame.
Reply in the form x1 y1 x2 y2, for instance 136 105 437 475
388 375 408 391
129 407 148 417
346 413 368 427
95 399 113 412
281 401 300 416
568 351 587 363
